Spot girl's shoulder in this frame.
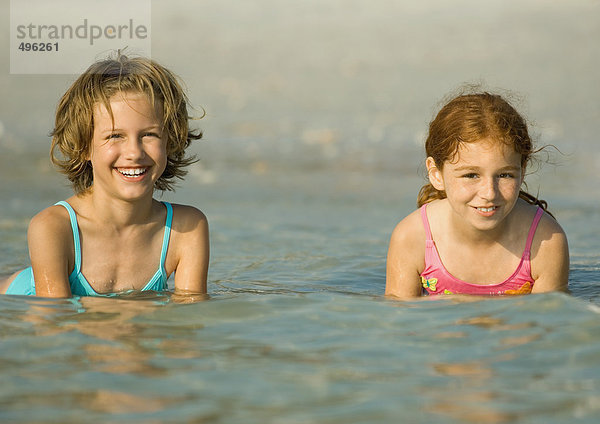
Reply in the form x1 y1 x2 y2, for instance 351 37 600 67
526 204 567 251
513 199 565 237
29 203 73 236
27 203 76 264
521 203 569 292
390 206 428 250
514 199 568 272
166 203 209 283
386 205 429 296
537 208 565 236
391 199 450 241
167 203 209 254
169 203 208 229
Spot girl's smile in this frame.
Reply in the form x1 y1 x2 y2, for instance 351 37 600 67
89 92 166 200
474 206 498 216
116 167 149 181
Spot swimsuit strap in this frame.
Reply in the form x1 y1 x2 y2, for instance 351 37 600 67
524 207 544 255
420 204 433 241
53 201 172 276
54 201 82 274
159 202 173 270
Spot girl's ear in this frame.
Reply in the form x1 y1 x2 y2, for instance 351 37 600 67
84 146 92 162
426 157 444 191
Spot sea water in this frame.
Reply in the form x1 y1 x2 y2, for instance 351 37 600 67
2 1 600 422
1 155 599 423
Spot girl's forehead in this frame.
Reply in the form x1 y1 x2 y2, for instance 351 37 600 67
105 91 154 108
449 138 521 165
93 91 163 119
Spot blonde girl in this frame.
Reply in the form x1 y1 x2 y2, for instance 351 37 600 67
1 54 209 298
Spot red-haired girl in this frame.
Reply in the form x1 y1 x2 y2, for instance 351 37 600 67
386 91 569 299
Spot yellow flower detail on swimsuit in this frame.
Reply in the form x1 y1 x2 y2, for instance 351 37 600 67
443 289 454 295
421 276 438 292
505 282 532 295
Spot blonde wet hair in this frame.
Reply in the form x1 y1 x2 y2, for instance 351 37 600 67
51 52 202 193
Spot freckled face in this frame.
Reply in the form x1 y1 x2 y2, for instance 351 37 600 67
89 92 166 201
427 139 524 231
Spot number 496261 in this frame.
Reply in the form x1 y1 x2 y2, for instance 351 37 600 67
18 42 59 52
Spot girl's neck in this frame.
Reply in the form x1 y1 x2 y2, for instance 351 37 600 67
451 222 506 246
75 190 157 228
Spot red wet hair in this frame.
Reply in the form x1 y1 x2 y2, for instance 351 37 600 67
417 91 551 215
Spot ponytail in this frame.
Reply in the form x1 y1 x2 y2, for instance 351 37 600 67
519 190 554 218
417 183 445 207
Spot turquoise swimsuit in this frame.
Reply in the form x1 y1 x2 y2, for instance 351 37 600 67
6 201 173 296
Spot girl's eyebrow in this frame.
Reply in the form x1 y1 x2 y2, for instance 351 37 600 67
450 165 481 172
453 165 521 172
99 124 162 134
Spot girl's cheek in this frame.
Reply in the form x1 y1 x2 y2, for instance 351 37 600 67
500 180 521 196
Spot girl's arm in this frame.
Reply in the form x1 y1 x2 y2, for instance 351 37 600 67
28 206 74 298
530 213 570 293
385 210 425 299
171 205 210 299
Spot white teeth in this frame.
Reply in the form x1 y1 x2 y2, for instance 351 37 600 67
119 168 146 176
477 207 495 212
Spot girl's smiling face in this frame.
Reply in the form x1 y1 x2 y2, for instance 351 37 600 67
427 138 524 232
89 92 166 201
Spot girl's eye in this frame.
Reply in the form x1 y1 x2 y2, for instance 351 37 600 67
107 133 123 140
143 132 161 139
462 173 478 179
499 173 515 179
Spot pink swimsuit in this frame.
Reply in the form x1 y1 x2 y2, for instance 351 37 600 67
420 204 544 296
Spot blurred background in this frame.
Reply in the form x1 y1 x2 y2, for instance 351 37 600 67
2 0 598 171
1 0 599 284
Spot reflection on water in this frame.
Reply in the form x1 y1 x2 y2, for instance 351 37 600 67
425 313 544 423
2 293 599 422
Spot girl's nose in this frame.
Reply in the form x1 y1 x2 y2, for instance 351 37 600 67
123 138 145 159
480 177 498 200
